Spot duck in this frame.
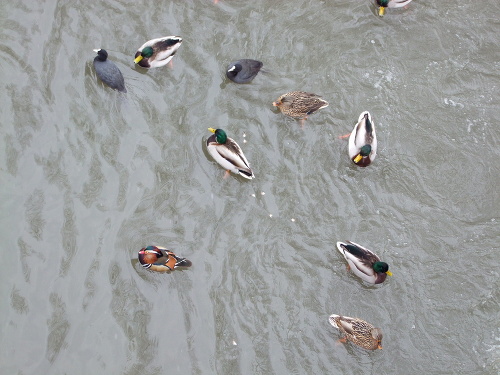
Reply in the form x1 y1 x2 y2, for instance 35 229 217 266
336 240 392 284
376 0 413 16
134 36 183 69
272 91 328 126
93 49 126 92
226 59 263 83
138 245 192 272
206 128 255 179
328 314 383 350
348 111 377 167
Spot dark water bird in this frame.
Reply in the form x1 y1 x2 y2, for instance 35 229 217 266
134 36 183 68
376 0 413 16
272 91 328 126
138 246 192 272
336 240 392 284
348 111 377 167
226 59 263 83
92 49 126 92
329 314 383 350
206 128 255 179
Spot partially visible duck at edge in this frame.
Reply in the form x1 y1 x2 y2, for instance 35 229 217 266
376 0 414 16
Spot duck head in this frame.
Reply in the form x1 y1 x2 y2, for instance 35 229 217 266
138 246 163 266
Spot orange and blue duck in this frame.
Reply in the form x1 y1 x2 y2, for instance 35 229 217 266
138 246 192 272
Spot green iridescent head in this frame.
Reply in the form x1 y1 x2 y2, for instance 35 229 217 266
141 46 154 58
373 261 391 274
208 128 227 144
360 145 372 157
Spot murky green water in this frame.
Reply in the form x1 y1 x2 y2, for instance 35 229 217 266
1 1 499 374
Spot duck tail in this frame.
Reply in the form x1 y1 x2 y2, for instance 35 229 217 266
336 241 347 255
174 257 193 268
328 314 341 328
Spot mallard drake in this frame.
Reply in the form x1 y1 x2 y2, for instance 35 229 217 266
206 128 255 179
348 111 377 167
93 49 126 92
134 36 183 68
138 246 192 272
226 59 263 83
272 91 328 126
329 314 383 350
376 0 413 16
336 240 392 284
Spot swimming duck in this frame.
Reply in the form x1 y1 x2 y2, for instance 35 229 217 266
93 49 126 92
328 314 383 350
226 59 263 83
138 246 192 272
272 91 328 126
134 36 183 69
206 128 255 179
376 0 413 16
348 111 377 167
336 240 392 284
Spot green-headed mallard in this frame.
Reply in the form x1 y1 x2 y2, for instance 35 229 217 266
134 36 183 69
226 59 263 83
329 314 383 350
336 240 392 284
206 128 255 179
348 111 377 167
272 91 329 126
93 49 126 93
138 246 192 272
376 0 413 16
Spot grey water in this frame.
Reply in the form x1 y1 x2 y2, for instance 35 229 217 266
1 1 499 374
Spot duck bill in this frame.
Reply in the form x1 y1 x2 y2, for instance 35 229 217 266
378 6 386 16
386 270 393 276
208 127 216 133
272 101 279 107
378 344 383 350
353 154 363 163
134 55 144 64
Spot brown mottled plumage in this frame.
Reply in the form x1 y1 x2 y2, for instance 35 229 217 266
329 314 383 350
272 91 329 123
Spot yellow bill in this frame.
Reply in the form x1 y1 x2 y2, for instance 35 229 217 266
386 270 393 276
134 55 143 64
354 154 363 163
378 6 386 16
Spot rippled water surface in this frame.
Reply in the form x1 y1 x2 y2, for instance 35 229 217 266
1 1 499 374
